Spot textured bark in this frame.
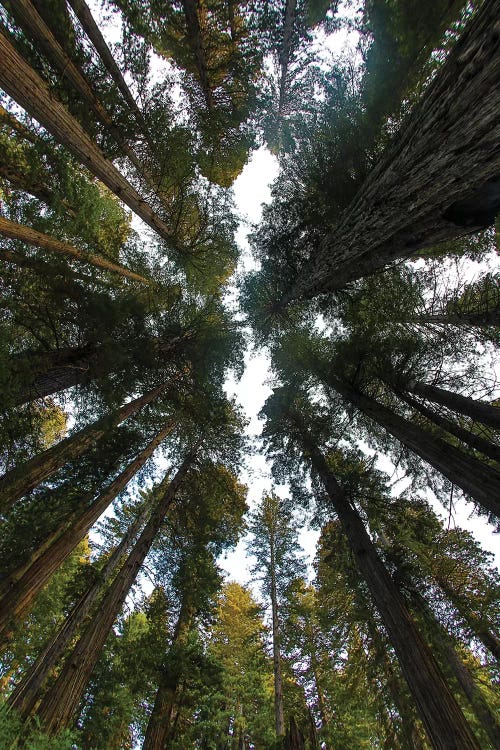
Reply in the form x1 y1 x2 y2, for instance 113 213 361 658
397 390 500 464
0 215 150 283
0 29 173 242
66 0 149 134
277 0 297 119
406 381 500 431
285 716 305 750
294 422 480 750
410 590 500 749
181 0 214 109
0 422 175 642
327 376 500 518
270 529 286 738
284 0 500 302
0 382 168 512
35 450 196 733
7 503 149 719
142 601 194 750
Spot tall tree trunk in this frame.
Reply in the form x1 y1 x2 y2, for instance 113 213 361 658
0 29 174 243
4 0 173 208
396 389 500 464
325 376 500 518
0 421 175 642
409 589 500 749
0 215 151 284
277 0 297 119
406 381 500 431
270 529 286 738
34 449 197 733
7 503 149 718
0 382 168 511
142 601 194 750
282 0 500 303
181 0 214 109
292 416 480 749
66 0 150 136
417 310 500 328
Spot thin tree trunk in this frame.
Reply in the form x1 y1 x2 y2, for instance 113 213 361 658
34 449 197 733
7 502 149 718
293 417 480 750
282 0 500 303
0 215 151 284
181 0 214 109
406 381 500 431
409 589 500 749
396 389 500 464
417 310 500 328
326 376 500 518
66 0 150 136
0 421 175 642
0 382 168 511
277 0 297 119
142 601 194 750
270 530 286 738
0 29 173 242
3 0 168 202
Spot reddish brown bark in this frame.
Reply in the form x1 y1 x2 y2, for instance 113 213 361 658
0 421 175 642
34 449 197 733
0 382 167 512
293 419 480 749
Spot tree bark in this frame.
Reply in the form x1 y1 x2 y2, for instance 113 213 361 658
406 381 500 431
0 29 174 242
0 421 175 642
34 449 197 733
277 0 297 119
396 389 500 464
293 418 480 749
7 502 149 719
326 376 500 518
0 382 168 512
417 310 500 328
142 600 194 750
409 589 500 749
283 0 500 302
0 215 151 284
181 0 214 109
66 0 150 135
270 528 286 738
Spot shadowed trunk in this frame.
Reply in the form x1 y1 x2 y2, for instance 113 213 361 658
277 0 297 119
0 29 173 242
181 0 214 109
396 389 500 464
7 503 149 718
325 376 500 518
270 527 285 738
142 601 195 750
0 382 168 511
406 381 500 431
0 421 175 642
293 415 480 749
282 0 500 303
0 215 150 283
34 449 197 733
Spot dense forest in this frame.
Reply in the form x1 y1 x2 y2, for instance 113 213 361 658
0 0 499 747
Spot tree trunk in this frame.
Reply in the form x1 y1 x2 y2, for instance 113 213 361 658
277 0 297 119
66 0 150 136
285 715 305 750
0 29 174 243
0 382 168 512
0 421 175 642
293 418 480 749
142 601 194 750
0 215 150 283
327 376 500 518
34 449 197 733
396 389 500 464
181 0 214 109
409 590 500 749
270 530 286 738
417 310 500 328
283 0 500 303
7 503 149 719
406 381 500 431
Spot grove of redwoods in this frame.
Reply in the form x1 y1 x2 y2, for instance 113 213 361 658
0 0 499 747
